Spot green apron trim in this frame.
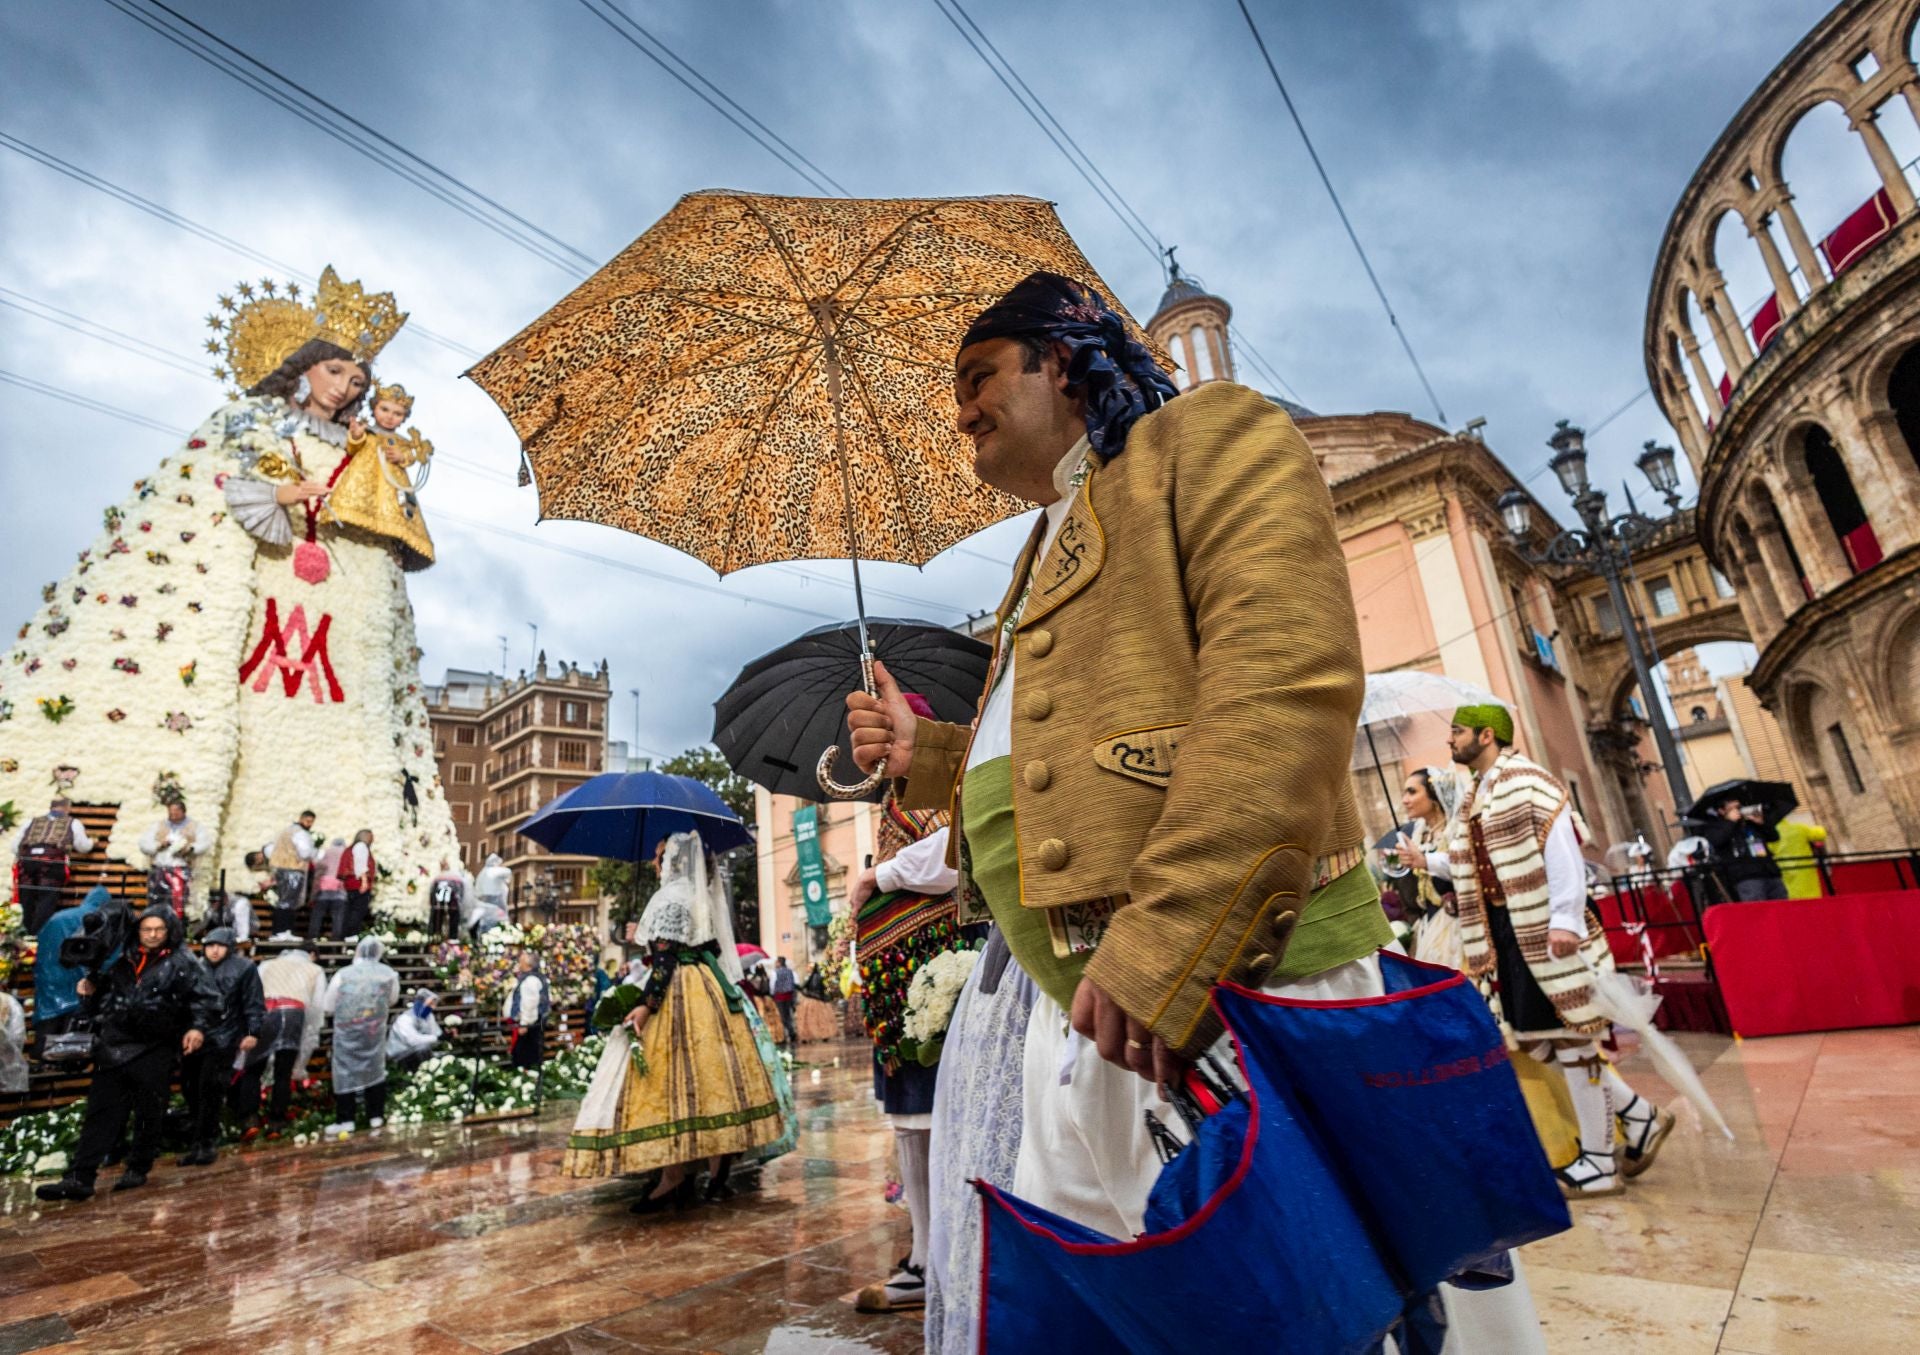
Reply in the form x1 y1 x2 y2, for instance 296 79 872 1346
1268 862 1393 983
962 758 1392 1005
961 756 1088 1010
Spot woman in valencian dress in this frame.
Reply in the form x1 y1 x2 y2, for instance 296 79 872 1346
0 269 460 924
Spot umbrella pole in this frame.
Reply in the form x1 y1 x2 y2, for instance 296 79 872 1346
1363 723 1398 828
815 310 885 801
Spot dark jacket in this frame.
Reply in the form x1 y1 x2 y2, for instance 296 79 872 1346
1699 815 1782 887
87 907 220 1068
203 951 267 1051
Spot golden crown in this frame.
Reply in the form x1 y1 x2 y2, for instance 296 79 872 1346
372 382 414 413
204 266 407 394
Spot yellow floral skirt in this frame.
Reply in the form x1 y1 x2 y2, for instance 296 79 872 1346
563 962 785 1178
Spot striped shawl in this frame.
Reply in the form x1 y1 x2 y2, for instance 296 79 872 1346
1449 750 1605 1035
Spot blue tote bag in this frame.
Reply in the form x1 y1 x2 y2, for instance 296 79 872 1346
978 949 1569 1353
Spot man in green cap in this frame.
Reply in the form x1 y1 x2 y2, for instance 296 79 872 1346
1428 703 1672 1198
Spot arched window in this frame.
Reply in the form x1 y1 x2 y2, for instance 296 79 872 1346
1886 344 1920 476
1188 325 1215 383
1690 705 1709 723
1803 425 1882 574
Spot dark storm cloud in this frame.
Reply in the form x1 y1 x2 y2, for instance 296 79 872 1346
1 0 1820 755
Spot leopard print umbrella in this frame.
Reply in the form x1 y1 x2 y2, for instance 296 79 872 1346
465 191 1158 576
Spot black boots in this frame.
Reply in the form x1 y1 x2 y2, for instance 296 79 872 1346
34 1176 94 1203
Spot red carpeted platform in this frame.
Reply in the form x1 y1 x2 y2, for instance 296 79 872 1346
1704 890 1920 1037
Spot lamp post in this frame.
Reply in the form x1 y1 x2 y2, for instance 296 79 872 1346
1497 421 1694 820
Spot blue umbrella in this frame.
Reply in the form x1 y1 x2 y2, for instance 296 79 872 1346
516 771 752 863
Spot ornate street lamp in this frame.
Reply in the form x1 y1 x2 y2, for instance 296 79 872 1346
1547 420 1591 498
1503 423 1696 822
1636 440 1682 509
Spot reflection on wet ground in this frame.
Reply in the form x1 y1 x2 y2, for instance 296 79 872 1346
0 1025 1914 1351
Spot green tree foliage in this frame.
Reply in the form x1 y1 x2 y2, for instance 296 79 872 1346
590 745 758 935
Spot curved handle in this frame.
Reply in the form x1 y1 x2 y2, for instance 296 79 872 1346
816 650 887 800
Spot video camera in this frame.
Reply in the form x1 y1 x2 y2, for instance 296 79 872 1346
58 898 135 973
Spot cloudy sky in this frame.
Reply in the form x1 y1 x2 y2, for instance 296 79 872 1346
0 0 1852 760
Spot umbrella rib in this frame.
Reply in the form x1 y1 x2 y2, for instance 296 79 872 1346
836 351 927 562
740 200 824 311
719 340 822 572
828 204 947 307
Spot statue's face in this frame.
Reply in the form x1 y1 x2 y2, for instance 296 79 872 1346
303 357 367 416
372 398 408 431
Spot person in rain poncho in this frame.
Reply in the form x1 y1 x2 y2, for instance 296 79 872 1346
36 906 218 1203
33 882 118 1040
428 867 470 940
470 854 512 936
322 935 400 1137
0 971 26 1095
251 947 329 1137
502 951 550 1069
387 989 442 1073
564 830 789 1209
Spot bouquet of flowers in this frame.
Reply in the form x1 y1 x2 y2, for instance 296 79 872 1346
898 946 982 1068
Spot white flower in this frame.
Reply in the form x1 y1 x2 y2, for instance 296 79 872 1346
902 948 980 1043
32 1152 67 1174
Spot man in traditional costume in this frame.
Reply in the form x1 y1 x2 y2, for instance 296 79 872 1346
14 797 93 934
137 799 209 920
846 785 968 1315
266 812 319 940
1438 704 1675 1198
847 273 1546 1348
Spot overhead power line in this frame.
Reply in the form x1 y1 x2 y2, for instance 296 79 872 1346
575 0 851 196
0 133 479 362
0 289 208 377
0 368 193 437
925 0 1309 408
1235 0 1447 426
102 0 593 278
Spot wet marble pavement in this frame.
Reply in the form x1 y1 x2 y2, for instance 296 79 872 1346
0 1026 1913 1352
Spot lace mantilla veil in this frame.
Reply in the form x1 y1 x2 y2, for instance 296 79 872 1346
644 831 744 983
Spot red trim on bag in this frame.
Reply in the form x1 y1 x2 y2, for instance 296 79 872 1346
973 1013 1265 1260
1219 948 1465 1009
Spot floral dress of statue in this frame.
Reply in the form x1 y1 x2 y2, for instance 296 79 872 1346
0 269 461 925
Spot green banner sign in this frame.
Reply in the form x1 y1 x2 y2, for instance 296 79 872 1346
792 805 831 927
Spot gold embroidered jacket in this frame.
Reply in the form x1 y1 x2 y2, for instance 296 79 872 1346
898 381 1366 1053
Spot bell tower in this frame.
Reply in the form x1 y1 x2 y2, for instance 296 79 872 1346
1145 248 1234 390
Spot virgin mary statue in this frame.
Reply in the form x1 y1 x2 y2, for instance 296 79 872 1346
0 268 461 924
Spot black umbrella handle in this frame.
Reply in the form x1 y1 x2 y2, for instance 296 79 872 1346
817 650 886 800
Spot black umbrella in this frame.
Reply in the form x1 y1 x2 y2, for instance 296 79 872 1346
1682 778 1798 827
714 618 992 801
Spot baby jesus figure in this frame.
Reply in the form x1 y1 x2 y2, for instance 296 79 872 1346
332 382 437 569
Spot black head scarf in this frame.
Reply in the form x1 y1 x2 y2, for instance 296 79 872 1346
960 271 1178 458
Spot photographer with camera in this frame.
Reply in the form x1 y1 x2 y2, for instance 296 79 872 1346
36 905 219 1203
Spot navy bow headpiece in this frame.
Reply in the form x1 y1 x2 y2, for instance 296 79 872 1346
960 271 1179 458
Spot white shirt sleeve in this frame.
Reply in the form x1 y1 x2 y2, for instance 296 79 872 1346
295 828 317 861
1423 850 1453 881
874 828 959 895
350 844 369 876
1543 813 1588 936
70 820 93 854
138 822 166 858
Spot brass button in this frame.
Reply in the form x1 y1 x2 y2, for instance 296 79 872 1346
1037 837 1069 870
1024 760 1051 791
1027 629 1054 657
1024 690 1053 721
1250 951 1276 972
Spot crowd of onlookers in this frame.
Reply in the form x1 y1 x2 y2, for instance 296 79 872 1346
1 802 569 1207
11 796 515 948
18 881 485 1204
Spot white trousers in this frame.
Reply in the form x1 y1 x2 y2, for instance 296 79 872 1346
1010 956 1546 1355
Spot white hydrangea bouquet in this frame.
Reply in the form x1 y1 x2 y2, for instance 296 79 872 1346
897 946 981 1068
